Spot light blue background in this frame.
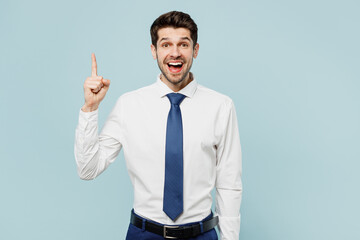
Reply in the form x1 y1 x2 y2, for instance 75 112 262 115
1 0 359 239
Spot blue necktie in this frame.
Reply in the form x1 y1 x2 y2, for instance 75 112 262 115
163 93 186 221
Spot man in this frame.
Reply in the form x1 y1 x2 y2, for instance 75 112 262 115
75 11 242 239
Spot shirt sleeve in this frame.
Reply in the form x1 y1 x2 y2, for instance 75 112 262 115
74 99 123 180
215 100 243 240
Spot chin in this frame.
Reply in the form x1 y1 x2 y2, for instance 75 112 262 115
161 71 184 83
167 75 186 85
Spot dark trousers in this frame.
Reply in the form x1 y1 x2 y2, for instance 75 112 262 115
125 210 218 240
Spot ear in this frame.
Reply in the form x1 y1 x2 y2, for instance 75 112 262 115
151 44 157 60
193 43 199 59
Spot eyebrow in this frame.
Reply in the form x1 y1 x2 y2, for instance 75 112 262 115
159 37 191 42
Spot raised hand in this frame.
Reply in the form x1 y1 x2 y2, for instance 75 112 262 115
82 53 110 112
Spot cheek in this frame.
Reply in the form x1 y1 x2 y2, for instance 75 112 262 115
185 50 195 60
156 52 167 62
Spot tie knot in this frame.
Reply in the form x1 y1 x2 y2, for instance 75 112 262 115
167 93 186 106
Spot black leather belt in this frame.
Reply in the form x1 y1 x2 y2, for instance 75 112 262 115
130 211 219 239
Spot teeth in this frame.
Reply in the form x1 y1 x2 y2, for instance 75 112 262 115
168 62 182 66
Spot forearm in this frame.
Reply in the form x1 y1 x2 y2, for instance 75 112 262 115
74 109 121 180
215 187 242 239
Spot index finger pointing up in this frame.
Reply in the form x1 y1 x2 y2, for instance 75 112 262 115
91 53 97 77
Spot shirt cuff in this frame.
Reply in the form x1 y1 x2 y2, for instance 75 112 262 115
80 108 99 117
217 214 241 240
77 108 99 131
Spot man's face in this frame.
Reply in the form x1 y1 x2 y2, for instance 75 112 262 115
151 27 199 89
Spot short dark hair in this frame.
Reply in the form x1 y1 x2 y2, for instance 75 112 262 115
150 11 198 48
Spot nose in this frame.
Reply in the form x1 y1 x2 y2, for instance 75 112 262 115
170 46 181 58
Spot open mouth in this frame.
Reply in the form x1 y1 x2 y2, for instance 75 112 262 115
167 62 183 73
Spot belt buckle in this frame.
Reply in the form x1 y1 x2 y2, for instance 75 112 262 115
163 225 179 239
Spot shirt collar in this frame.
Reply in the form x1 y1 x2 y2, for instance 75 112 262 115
156 73 198 98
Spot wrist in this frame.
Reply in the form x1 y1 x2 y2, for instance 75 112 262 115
81 104 99 112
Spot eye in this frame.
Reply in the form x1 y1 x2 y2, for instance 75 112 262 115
162 43 169 48
181 43 189 48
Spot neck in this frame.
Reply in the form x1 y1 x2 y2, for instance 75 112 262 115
161 72 193 92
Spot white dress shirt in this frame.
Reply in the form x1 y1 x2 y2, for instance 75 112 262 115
74 74 242 239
